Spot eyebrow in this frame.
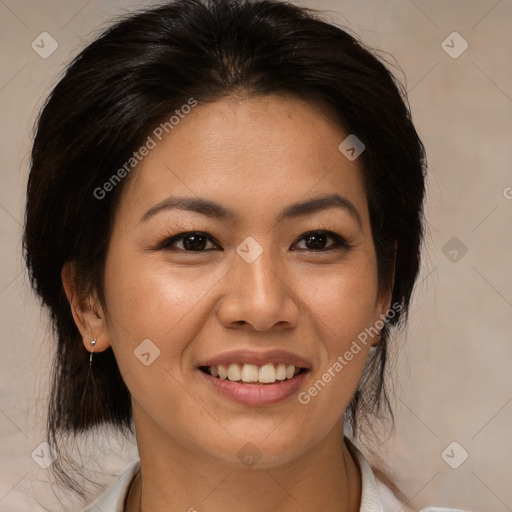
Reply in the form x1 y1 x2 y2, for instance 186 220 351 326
139 193 362 229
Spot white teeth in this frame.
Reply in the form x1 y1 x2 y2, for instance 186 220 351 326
276 363 287 380
241 364 259 382
259 364 276 383
206 363 302 383
227 363 241 381
218 364 228 379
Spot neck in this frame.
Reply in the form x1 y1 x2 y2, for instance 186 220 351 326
126 411 361 512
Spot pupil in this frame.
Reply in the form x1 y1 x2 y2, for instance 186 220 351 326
305 232 326 250
184 234 207 251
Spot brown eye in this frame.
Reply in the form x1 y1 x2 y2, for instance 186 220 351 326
159 232 219 251
293 230 351 251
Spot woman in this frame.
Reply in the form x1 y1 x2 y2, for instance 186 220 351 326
23 0 468 510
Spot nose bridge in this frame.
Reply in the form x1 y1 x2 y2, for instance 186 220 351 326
218 236 299 330
236 237 284 304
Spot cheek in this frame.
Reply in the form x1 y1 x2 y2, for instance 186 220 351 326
297 257 379 345
293 256 379 407
102 245 226 365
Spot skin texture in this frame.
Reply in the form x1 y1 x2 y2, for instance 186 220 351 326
63 94 393 511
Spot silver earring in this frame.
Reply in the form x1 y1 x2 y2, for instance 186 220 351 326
89 339 96 366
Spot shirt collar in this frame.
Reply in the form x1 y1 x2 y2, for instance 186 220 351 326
346 437 385 511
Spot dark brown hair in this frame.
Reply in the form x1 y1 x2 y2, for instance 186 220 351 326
23 0 426 503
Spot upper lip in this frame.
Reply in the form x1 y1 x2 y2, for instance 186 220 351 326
197 349 312 370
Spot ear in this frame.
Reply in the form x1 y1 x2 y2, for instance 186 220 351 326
61 261 111 354
372 240 398 347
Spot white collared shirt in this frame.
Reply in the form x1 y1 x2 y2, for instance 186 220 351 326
81 442 471 512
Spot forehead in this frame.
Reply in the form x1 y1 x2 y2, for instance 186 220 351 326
117 94 369 226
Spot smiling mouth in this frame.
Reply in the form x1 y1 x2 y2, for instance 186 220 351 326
199 363 307 385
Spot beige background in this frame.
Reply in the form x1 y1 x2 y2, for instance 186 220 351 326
1 0 511 511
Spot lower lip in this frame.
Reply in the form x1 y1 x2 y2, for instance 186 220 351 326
198 369 309 406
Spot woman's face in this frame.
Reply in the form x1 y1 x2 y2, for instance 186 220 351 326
97 94 390 468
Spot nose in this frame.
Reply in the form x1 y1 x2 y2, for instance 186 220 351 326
216 241 300 332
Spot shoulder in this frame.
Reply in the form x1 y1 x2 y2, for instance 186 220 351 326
375 475 472 512
346 438 473 512
374 472 471 512
81 460 140 512
377 477 473 512
418 509 473 512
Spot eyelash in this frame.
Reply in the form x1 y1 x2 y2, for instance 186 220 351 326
156 230 353 252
